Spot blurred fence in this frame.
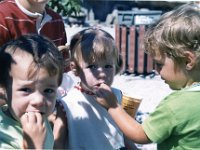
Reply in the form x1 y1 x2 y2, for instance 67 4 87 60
115 10 162 75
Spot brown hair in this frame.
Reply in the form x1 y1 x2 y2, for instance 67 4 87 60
69 27 123 74
0 34 64 88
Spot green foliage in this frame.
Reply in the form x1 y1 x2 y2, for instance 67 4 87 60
48 0 82 17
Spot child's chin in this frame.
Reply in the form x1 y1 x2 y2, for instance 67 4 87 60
168 83 180 90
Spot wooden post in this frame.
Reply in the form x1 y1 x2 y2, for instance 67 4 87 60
137 25 145 74
121 26 127 72
128 26 136 73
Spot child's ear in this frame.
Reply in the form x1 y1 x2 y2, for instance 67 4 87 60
70 61 79 76
184 51 196 70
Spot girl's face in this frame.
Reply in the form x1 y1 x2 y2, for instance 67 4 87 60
153 51 188 90
8 50 58 121
78 58 116 93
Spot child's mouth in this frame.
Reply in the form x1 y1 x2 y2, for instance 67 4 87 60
94 84 101 90
95 82 105 87
96 83 101 87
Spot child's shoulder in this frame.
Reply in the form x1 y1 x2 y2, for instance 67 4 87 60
0 105 19 127
61 86 83 102
158 89 200 114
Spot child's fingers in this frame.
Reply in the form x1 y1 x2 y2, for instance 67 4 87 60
94 83 118 109
34 112 45 126
95 84 112 98
24 112 44 125
20 113 28 125
26 112 37 123
99 83 112 91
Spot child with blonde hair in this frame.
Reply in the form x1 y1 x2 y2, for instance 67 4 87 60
95 3 200 149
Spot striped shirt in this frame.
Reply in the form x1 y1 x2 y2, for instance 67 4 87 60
0 0 67 46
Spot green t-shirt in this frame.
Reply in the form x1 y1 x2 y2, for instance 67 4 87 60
142 86 200 150
0 105 54 149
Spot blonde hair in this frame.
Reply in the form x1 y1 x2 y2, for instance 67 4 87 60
144 3 200 68
69 27 122 74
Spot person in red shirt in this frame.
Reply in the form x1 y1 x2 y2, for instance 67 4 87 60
0 0 69 102
0 0 67 47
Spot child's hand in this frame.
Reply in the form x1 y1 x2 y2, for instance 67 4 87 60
20 112 46 149
49 100 68 149
95 83 118 110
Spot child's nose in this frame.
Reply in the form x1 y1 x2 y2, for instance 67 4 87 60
97 67 107 72
97 68 106 78
31 92 45 107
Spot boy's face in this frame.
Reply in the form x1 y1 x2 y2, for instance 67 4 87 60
153 51 188 90
7 50 58 121
78 58 116 93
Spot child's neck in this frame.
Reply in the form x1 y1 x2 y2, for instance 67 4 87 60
17 0 46 14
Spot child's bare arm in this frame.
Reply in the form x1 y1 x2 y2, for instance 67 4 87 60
52 100 68 149
95 83 151 144
20 112 46 149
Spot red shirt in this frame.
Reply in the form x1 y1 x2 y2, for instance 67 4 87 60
0 0 67 47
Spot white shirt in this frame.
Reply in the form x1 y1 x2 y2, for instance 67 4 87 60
61 86 125 150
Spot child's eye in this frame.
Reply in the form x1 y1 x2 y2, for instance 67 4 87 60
87 65 98 69
44 88 55 94
104 65 113 69
155 62 163 69
20 88 32 93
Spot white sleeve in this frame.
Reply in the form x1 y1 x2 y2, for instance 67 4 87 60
57 73 75 99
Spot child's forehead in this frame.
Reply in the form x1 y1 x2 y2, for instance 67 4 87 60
8 47 31 57
9 48 41 79
12 48 33 62
80 58 114 68
11 65 58 86
90 58 114 64
11 50 33 71
10 54 50 81
10 46 28 55
84 52 114 63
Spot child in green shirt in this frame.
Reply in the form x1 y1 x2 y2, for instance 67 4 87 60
95 3 200 149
